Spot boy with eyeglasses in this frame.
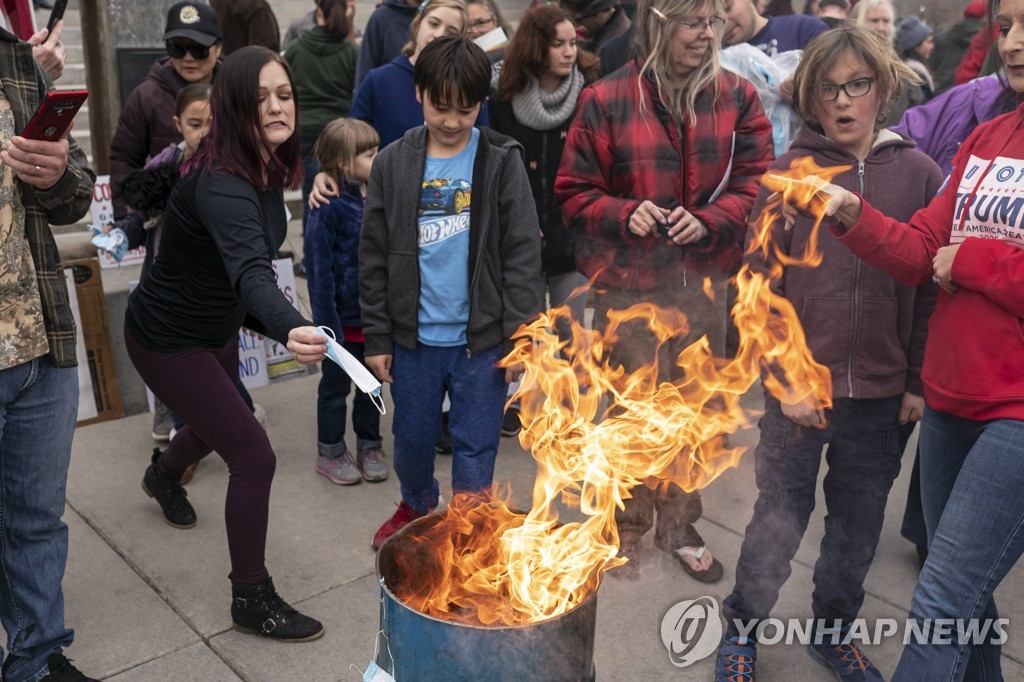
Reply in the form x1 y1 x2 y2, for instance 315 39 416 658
109 2 223 219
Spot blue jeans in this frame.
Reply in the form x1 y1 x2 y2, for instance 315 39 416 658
390 344 506 513
0 357 77 682
724 395 903 636
317 341 382 453
893 408 1024 682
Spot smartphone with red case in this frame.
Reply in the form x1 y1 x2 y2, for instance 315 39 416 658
22 89 88 142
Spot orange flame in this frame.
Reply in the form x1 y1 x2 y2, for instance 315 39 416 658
391 158 848 627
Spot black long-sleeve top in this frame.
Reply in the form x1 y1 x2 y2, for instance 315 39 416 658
126 172 308 352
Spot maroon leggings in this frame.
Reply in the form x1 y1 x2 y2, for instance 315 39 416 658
125 325 274 586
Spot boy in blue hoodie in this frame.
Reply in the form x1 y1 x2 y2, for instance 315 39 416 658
360 34 542 550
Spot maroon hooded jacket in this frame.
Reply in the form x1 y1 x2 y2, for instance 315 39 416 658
747 126 944 399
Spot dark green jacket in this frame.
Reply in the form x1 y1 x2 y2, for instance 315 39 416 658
0 28 95 368
284 27 358 139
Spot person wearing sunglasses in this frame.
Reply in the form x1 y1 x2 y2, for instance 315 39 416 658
109 2 223 220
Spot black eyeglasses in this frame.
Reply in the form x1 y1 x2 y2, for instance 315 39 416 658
470 16 496 28
816 76 874 102
166 41 211 60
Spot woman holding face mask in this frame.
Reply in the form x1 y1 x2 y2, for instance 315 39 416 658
124 46 328 643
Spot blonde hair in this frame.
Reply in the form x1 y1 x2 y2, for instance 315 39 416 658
792 24 919 129
402 0 469 57
314 118 380 182
857 0 895 45
632 0 723 126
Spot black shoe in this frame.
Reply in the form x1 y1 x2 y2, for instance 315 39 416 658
501 408 521 437
435 411 452 455
232 577 324 642
142 448 197 528
40 654 98 682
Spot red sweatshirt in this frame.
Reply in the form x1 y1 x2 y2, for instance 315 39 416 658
832 105 1024 421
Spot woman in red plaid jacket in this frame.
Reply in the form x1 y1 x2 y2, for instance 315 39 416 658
555 0 773 582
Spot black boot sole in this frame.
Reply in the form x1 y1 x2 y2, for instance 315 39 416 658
141 480 197 529
232 623 325 642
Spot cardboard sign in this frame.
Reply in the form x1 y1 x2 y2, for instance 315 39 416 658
90 175 146 269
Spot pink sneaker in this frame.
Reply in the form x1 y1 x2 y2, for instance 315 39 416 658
316 451 361 485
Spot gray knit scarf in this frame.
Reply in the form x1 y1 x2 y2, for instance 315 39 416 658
510 68 585 131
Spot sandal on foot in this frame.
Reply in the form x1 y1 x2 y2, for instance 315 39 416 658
671 545 724 584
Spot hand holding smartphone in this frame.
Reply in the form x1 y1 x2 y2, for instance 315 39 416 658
46 0 69 34
22 89 88 141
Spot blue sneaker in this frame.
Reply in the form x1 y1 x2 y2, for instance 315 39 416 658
807 635 883 681
714 636 756 682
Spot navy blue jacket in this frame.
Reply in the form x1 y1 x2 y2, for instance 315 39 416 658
351 55 489 150
354 0 417 88
305 182 365 338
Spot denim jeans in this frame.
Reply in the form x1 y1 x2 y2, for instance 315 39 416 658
0 357 77 682
389 344 506 514
893 408 1024 682
723 395 903 637
317 340 382 453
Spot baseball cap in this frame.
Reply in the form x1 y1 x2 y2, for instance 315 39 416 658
163 2 222 47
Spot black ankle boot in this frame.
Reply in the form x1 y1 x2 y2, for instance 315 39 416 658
231 577 324 642
142 448 197 528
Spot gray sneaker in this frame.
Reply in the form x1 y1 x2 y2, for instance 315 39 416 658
316 451 361 485
151 402 173 441
357 447 389 482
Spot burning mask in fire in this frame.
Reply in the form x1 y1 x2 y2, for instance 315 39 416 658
379 159 849 634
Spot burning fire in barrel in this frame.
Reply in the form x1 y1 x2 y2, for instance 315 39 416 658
373 159 847 680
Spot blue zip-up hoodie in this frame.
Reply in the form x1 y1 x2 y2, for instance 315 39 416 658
351 55 490 150
304 181 365 338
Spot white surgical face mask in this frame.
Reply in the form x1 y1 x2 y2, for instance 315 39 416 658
317 326 387 414
362 661 396 682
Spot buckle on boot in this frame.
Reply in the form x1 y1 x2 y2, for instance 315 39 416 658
234 597 248 609
261 617 277 634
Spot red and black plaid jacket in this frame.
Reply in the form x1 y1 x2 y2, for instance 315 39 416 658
555 59 773 290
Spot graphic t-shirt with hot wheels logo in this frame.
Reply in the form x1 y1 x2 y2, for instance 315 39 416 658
951 155 1024 249
416 128 479 346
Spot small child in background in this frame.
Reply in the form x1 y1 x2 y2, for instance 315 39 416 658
305 118 389 486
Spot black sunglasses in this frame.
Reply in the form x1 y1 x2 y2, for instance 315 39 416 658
166 41 211 60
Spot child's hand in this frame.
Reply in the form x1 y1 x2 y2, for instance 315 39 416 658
287 326 327 364
898 391 924 425
308 172 339 209
504 362 523 384
366 354 393 383
779 383 827 428
762 174 862 230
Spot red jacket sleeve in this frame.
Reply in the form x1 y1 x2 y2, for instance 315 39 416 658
555 87 641 242
690 82 774 254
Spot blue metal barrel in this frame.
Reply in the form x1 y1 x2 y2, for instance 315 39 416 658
375 514 598 682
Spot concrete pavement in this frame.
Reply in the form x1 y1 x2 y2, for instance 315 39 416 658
42 228 1024 681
